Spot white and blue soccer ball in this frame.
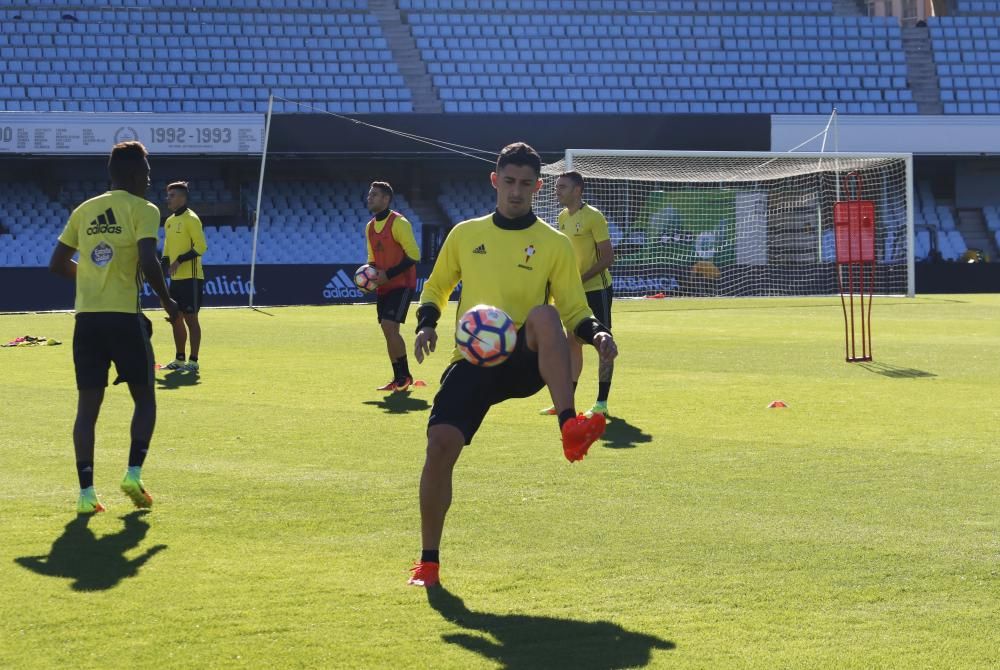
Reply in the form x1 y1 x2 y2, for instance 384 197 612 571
353 264 378 293
455 304 517 367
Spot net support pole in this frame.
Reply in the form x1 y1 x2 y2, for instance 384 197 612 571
249 93 274 309
905 153 915 297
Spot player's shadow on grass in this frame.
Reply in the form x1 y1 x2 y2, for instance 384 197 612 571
857 361 936 379
156 369 201 390
362 392 430 414
14 511 166 591
427 586 674 669
600 416 653 450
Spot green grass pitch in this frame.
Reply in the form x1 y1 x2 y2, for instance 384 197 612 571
1 295 998 669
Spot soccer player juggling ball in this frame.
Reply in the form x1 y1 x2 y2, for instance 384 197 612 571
49 141 180 514
407 142 617 587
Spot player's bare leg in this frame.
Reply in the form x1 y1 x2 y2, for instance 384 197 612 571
524 305 605 460
379 320 412 390
381 319 406 363
589 357 615 417
74 388 106 513
411 424 464 586
121 383 156 508
184 313 201 360
539 331 582 415
523 305 574 414
569 334 584 383
165 316 188 369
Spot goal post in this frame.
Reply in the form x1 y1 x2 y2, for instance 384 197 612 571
538 150 915 299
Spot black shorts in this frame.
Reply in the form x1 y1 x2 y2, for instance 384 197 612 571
73 312 155 390
376 287 413 324
586 287 613 331
428 327 545 445
169 278 204 314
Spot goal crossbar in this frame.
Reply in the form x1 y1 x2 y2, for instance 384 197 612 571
540 149 914 298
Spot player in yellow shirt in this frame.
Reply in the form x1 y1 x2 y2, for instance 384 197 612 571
539 171 616 417
406 142 618 588
162 181 208 372
48 141 180 514
364 181 421 391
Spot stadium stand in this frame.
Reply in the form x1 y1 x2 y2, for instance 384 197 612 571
928 12 1000 115
3 0 1000 116
0 3 414 113
407 4 916 115
913 180 971 261
252 181 423 265
0 1 997 271
0 179 422 266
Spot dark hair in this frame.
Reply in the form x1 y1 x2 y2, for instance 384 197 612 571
559 170 585 191
107 141 149 184
167 181 189 192
496 142 542 177
370 181 393 200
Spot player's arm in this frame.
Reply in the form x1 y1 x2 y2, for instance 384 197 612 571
136 205 179 322
364 221 375 265
413 227 461 363
49 242 77 279
580 212 614 283
140 239 179 323
171 216 206 274
551 237 618 361
50 213 79 279
376 216 420 285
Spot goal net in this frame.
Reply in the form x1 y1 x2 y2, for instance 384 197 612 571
538 150 914 298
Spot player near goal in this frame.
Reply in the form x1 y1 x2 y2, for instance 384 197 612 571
365 181 421 391
48 140 180 514
539 170 616 417
407 142 617 588
161 181 208 372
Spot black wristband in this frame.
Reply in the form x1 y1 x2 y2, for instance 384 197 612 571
574 316 611 346
415 304 441 333
177 250 199 263
385 256 416 279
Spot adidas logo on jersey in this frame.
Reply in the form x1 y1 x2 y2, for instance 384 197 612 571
85 208 122 235
323 269 364 299
472 244 487 254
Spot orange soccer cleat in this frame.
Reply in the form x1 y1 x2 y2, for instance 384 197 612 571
561 412 606 462
407 561 440 587
377 376 413 392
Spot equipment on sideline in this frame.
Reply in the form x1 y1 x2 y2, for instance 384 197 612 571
834 172 876 362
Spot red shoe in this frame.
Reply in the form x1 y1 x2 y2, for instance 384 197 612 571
377 376 412 392
407 561 440 587
561 412 606 462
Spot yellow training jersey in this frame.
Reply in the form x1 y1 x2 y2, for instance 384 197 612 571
419 213 593 364
365 212 420 263
557 203 612 292
58 190 161 313
163 208 208 280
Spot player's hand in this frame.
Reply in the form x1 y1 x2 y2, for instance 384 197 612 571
161 298 181 323
414 327 437 364
374 269 389 286
169 261 180 277
592 332 618 363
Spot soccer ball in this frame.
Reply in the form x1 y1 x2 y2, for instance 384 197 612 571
455 304 517 367
354 264 378 293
